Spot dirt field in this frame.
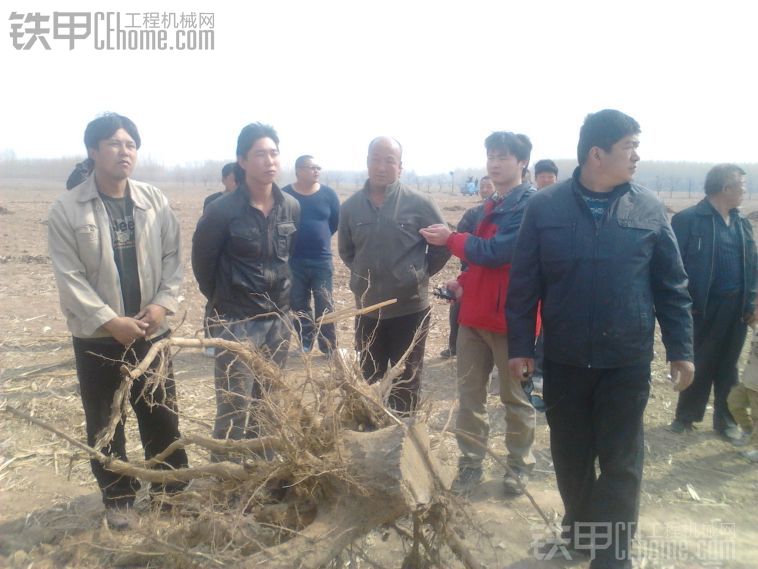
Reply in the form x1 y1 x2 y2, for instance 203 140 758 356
0 181 756 568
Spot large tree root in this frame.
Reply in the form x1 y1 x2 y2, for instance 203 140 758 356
4 332 551 568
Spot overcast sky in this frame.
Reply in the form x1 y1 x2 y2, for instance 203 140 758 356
2 0 754 175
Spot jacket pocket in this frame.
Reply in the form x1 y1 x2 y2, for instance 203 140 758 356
614 218 657 260
275 221 297 258
74 224 100 266
229 225 263 259
687 229 706 257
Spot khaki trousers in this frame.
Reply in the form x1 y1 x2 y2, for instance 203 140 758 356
727 382 758 448
455 325 536 471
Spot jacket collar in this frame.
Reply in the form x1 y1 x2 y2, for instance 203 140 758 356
570 166 632 198
489 182 533 210
75 175 150 210
361 179 401 202
235 182 284 206
695 197 742 219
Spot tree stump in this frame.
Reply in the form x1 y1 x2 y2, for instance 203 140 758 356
237 422 455 569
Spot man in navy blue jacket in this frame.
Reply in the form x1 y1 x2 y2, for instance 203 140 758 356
506 109 694 568
670 164 757 440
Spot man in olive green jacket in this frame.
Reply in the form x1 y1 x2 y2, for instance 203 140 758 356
338 136 450 414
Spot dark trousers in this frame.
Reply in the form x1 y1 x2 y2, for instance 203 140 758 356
534 330 545 376
213 317 290 452
355 308 430 415
289 257 337 354
72 333 188 509
447 302 461 353
544 360 651 569
203 301 215 339
676 293 746 431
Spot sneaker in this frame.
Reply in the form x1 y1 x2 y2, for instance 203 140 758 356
719 425 744 442
731 431 751 447
739 449 758 462
451 465 482 495
669 419 695 434
440 348 455 359
503 470 529 495
105 507 138 531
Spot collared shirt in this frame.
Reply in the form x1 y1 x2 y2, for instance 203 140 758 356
710 203 743 295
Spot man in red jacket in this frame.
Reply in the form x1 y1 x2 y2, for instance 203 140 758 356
420 132 536 494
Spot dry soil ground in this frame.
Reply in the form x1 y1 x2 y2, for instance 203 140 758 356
0 181 756 568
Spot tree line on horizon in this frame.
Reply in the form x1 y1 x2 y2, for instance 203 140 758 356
1 155 756 198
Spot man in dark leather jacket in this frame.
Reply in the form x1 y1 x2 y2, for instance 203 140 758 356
670 164 757 439
192 123 299 458
507 110 694 569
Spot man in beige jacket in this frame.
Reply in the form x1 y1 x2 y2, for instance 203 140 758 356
48 113 187 530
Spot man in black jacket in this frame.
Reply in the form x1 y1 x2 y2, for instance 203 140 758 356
507 109 694 568
192 123 299 459
670 164 757 440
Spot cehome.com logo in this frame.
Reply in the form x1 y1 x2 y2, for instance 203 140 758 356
9 11 215 51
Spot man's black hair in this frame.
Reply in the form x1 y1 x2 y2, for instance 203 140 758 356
295 155 315 169
484 132 532 166
534 159 558 176
65 159 93 190
234 122 279 184
221 162 236 179
577 109 640 165
704 163 746 196
83 112 141 151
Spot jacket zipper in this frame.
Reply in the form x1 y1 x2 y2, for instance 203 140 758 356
588 220 601 368
740 219 747 313
573 188 597 368
703 217 715 315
